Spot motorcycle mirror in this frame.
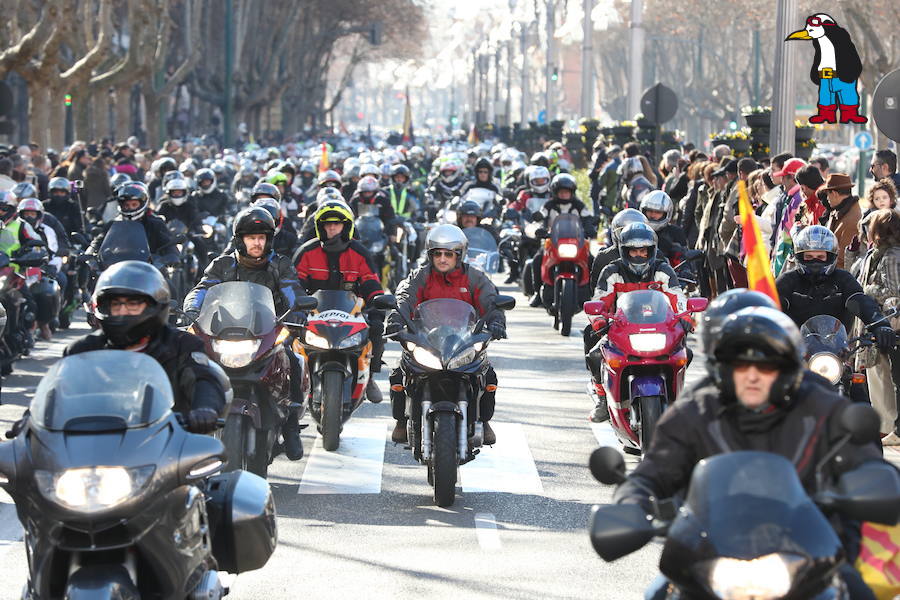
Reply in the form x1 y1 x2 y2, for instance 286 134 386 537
590 446 627 485
831 461 900 525
0 253 9 269
686 298 708 313
589 503 655 562
839 403 881 445
371 294 397 311
494 295 516 311
294 296 319 312
584 301 605 316
179 429 226 483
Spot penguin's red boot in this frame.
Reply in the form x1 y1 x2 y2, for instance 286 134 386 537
808 104 837 124
839 104 868 124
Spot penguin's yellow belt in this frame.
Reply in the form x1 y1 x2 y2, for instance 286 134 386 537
819 68 835 79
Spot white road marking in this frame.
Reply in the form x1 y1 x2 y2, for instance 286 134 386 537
460 423 543 494
297 418 388 495
473 512 502 550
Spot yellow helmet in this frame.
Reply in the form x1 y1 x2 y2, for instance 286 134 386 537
314 199 355 241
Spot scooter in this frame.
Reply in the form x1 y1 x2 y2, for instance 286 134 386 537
293 290 394 451
384 294 515 507
191 281 316 477
584 290 707 453
587 403 900 599
538 213 591 336
0 350 277 598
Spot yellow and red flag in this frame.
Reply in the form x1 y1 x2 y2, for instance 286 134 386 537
402 86 414 144
319 142 329 173
856 522 900 599
738 180 779 305
467 123 479 145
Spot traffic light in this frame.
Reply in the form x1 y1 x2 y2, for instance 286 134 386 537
369 21 383 46
551 68 559 82
450 115 459 126
64 94 72 107
728 120 737 131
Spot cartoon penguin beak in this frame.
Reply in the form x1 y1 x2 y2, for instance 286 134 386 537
785 29 813 41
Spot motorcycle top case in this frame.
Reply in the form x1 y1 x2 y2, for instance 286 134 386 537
205 470 277 574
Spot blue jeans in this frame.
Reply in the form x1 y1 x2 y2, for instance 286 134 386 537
818 77 860 106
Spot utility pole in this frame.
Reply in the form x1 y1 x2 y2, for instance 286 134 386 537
752 28 761 107
545 1 556 123
505 38 512 127
520 22 529 123
771 0 797 154
627 0 644 119
223 0 234 147
580 0 595 118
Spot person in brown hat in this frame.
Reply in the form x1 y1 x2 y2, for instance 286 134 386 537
819 172 860 269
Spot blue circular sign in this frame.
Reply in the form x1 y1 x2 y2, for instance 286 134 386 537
854 131 873 150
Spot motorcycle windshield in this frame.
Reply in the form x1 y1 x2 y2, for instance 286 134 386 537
313 289 359 314
616 290 673 324
415 299 477 359
196 281 277 337
463 188 496 212
30 350 173 431
356 203 380 218
800 315 848 354
167 218 188 236
356 215 384 245
525 196 549 215
464 227 498 252
550 213 584 244
678 452 841 559
98 220 151 267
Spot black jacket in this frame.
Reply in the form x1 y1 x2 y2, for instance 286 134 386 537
184 250 303 319
655 224 689 262
776 267 884 332
590 244 667 290
191 188 230 218
64 326 226 417
43 196 83 235
157 197 201 229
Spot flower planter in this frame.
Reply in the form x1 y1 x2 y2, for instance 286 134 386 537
636 118 655 129
795 128 814 142
611 125 635 136
744 113 771 129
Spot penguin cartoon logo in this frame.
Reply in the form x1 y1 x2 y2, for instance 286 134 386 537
785 13 867 125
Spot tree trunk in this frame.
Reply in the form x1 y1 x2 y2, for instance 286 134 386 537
114 84 131 143
74 85 92 141
28 83 50 150
144 91 163 148
93 88 109 141
47 84 65 150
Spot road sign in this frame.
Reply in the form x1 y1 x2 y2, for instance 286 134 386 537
873 69 900 142
853 131 873 151
639 83 678 126
537 110 547 125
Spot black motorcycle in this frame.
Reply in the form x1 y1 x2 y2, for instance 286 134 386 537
385 295 515 507
0 350 277 598
587 403 900 599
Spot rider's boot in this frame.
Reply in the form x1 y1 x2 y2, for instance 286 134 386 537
588 378 610 423
281 409 304 460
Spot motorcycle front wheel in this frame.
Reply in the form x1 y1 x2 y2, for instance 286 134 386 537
558 278 575 336
431 412 458 507
321 370 344 451
222 413 250 472
638 395 664 452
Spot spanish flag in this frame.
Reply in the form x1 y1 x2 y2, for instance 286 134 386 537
402 86 414 144
738 180 779 304
467 123 479 145
319 142 329 173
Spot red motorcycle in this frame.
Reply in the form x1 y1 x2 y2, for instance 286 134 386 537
539 213 591 336
584 290 707 453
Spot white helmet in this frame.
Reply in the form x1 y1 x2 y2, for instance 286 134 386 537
527 166 551 194
164 178 190 206
639 190 674 231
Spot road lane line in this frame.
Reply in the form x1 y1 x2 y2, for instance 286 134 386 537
297 418 388 495
460 423 543 494
474 512 502 550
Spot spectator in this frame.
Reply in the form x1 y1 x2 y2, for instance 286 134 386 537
795 164 826 226
871 149 900 192
66 149 91 182
0 158 15 192
712 144 731 161
31 154 51 200
853 209 900 444
810 156 829 179
820 173 861 270
83 157 112 210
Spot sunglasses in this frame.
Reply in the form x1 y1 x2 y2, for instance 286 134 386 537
429 249 457 258
733 361 780 374
805 16 833 27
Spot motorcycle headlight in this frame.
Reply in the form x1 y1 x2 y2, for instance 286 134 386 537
411 344 442 370
339 331 365 349
558 242 579 258
202 223 214 238
629 333 667 352
35 465 155 514
700 553 801 600
448 347 477 370
212 338 261 368
304 329 331 349
808 352 842 385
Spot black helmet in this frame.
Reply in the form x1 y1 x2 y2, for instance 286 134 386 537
618 222 657 277
698 288 778 357
712 307 805 407
93 260 171 348
456 199 482 227
278 160 296 177
116 182 150 220
232 207 276 257
474 157 493 174
530 152 550 167
109 172 132 191
250 181 281 202
48 177 70 199
161 170 183 187
390 163 410 180
156 156 177 175
195 168 216 190
549 173 577 197
792 225 838 278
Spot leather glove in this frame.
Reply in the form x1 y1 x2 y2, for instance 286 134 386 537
184 309 200 323
874 326 897 352
385 321 403 336
489 321 507 340
186 408 219 434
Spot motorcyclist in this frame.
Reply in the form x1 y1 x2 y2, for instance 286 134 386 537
183 206 308 460
618 156 655 208
528 173 596 307
508 165 552 218
157 178 200 229
586 222 688 422
87 182 179 267
589 209 661 290
612 307 886 600
293 198 387 403
428 159 466 204
776 225 896 353
457 198 499 242
318 169 343 193
639 190 688 264
385 224 506 445
349 175 395 230
384 164 420 220
65 260 227 433
43 177 84 235
459 157 500 196
18 198 67 341
297 161 318 199
190 168 230 217
148 157 177 203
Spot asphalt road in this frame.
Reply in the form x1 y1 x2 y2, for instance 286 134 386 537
0 279 897 600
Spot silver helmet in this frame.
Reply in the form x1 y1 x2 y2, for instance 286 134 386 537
610 208 648 244
793 225 838 277
426 223 468 257
640 190 674 231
